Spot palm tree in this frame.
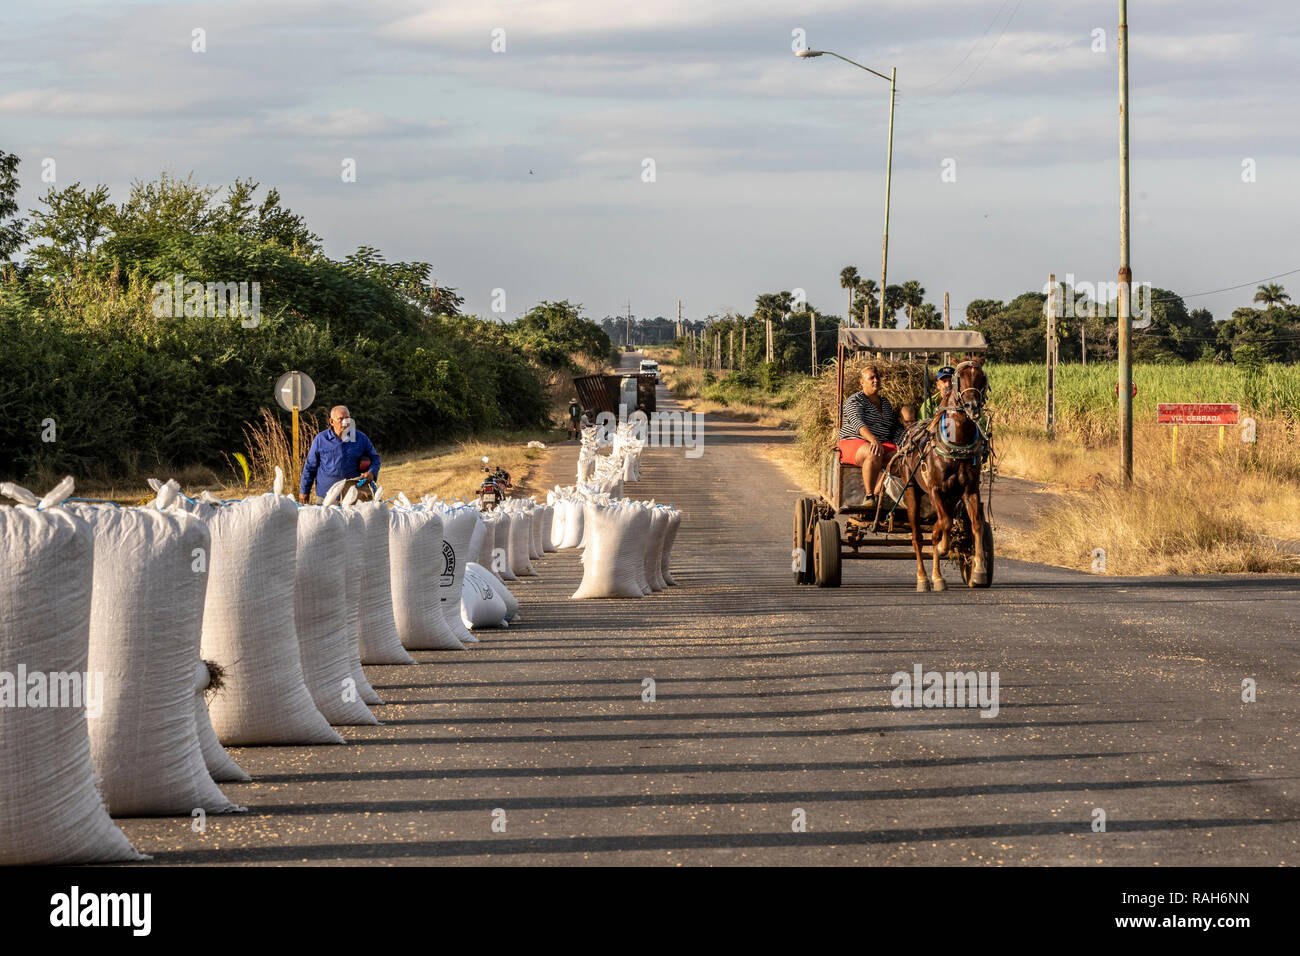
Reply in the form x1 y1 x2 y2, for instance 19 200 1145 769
882 284 905 328
900 280 925 329
855 278 879 326
912 302 941 330
1253 283 1290 310
839 266 859 326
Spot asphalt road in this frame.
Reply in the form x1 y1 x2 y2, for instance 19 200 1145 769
116 362 1299 865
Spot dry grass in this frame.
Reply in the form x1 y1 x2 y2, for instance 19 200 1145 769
996 420 1300 573
374 431 561 502
233 407 323 489
656 357 799 428
1010 473 1299 575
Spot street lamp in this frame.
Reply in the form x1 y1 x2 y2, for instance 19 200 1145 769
796 45 897 330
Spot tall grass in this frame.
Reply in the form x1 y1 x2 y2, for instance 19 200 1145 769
230 408 322 489
985 363 1300 573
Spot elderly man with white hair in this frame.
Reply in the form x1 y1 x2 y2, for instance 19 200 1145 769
297 404 382 503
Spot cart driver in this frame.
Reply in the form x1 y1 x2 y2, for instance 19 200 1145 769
837 365 903 506
919 366 956 422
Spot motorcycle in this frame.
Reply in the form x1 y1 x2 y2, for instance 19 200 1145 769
474 456 512 510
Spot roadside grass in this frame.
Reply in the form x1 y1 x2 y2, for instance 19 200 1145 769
993 414 1300 573
64 427 564 505
654 355 803 427
375 429 561 502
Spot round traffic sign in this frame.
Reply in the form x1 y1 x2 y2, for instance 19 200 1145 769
274 370 316 411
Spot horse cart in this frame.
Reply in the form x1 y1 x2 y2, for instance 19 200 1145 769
793 328 995 590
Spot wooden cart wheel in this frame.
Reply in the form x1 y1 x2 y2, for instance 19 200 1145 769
792 497 815 585
961 508 995 588
813 518 842 588
975 516 994 588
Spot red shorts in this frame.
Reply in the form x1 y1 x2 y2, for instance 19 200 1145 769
838 438 897 463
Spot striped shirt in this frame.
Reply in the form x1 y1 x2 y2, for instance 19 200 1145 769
840 391 901 443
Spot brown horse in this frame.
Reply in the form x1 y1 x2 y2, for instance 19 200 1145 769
892 359 990 592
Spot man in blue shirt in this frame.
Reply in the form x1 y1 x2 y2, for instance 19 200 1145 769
297 405 382 503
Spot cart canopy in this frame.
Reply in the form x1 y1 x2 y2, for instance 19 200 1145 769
837 328 987 352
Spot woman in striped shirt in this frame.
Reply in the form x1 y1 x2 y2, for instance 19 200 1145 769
838 365 902 504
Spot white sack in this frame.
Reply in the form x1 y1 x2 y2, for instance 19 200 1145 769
335 509 382 705
507 511 537 576
436 506 480 645
571 501 649 599
643 508 671 593
200 496 343 745
559 498 584 549
461 563 510 628
661 509 683 586
491 515 516 580
82 507 239 814
355 502 416 665
528 507 544 559
389 509 464 651
194 662 250 782
295 508 380 723
0 507 143 864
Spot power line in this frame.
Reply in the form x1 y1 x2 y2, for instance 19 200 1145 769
900 0 1025 105
908 0 1015 93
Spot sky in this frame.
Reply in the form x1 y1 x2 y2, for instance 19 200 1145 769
2 0 1298 325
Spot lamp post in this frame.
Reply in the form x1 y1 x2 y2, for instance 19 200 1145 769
796 46 896 329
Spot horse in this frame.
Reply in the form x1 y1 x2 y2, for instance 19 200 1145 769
891 359 990 592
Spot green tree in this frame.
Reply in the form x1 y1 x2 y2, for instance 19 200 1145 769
852 278 878 326
114 171 219 236
0 151 25 263
912 302 941 330
1253 283 1290 310
26 182 115 280
900 279 925 328
882 284 905 328
839 265 859 326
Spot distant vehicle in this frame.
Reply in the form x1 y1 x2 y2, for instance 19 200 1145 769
638 359 660 381
473 456 512 510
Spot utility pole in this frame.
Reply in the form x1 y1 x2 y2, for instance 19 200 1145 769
728 330 734 371
677 300 682 341
765 316 774 364
809 309 817 374
879 67 897 329
1117 0 1134 484
741 325 747 370
626 301 631 349
1046 274 1058 440
942 291 951 366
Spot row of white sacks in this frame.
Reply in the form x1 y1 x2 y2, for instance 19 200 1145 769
548 487 682 600
0 476 559 864
576 421 644 493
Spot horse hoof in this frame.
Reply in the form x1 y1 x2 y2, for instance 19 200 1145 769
916 576 931 592
932 576 947 591
970 571 987 587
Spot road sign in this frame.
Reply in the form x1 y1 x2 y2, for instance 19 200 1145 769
274 371 315 412
1157 403 1238 425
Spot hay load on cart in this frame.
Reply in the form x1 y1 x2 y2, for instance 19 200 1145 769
793 327 994 589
